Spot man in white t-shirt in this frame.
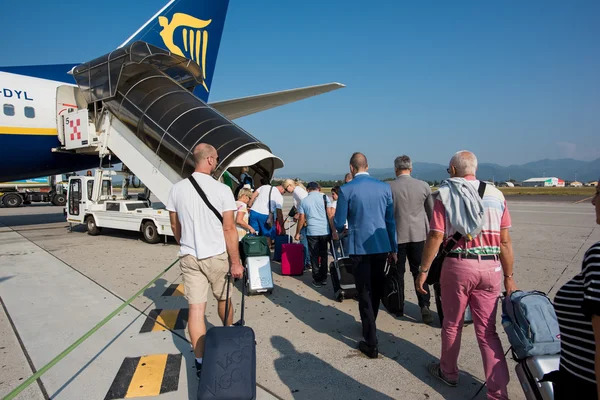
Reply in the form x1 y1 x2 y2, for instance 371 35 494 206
248 182 285 246
167 143 243 379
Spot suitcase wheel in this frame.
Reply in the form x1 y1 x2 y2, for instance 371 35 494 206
336 292 344 302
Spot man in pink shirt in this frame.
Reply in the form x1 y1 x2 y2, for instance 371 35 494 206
416 150 517 400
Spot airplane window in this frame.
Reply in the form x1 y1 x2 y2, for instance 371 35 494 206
3 104 15 116
24 106 35 118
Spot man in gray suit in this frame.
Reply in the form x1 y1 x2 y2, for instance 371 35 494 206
389 155 434 323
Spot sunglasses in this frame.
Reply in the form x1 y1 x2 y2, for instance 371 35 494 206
446 167 452 174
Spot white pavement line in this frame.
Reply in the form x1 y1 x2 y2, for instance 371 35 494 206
0 296 47 400
546 226 598 295
575 196 595 204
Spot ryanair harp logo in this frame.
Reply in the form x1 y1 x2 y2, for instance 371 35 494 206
158 13 211 92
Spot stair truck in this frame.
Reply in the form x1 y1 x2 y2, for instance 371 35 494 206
0 174 69 208
59 42 284 243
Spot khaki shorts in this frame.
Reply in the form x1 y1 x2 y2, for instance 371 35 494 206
179 252 231 304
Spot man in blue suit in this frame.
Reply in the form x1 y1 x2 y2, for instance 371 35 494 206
334 152 397 358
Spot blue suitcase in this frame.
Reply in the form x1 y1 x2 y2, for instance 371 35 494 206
273 235 291 262
197 273 256 400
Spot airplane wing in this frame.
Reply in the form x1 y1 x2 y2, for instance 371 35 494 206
209 82 345 120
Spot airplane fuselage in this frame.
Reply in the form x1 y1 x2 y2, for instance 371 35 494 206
0 71 100 182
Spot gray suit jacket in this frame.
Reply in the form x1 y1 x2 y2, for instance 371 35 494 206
389 174 434 244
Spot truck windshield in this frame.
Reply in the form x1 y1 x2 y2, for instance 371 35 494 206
87 180 112 200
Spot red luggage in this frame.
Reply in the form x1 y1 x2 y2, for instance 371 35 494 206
281 243 304 275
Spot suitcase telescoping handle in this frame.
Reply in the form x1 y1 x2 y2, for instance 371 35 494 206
330 235 345 263
223 267 246 327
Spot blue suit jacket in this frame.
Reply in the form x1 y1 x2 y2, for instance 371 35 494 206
334 173 397 255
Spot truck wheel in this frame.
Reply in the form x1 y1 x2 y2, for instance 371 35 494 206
2 193 23 208
52 193 67 206
86 216 101 236
142 221 160 244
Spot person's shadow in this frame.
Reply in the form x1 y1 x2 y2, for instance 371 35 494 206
272 335 394 399
265 284 484 399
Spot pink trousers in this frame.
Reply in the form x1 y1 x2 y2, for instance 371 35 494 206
440 256 509 400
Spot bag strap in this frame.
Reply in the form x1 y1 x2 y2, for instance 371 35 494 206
442 181 486 255
268 186 274 214
188 176 223 224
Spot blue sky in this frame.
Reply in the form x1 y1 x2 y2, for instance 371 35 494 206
1 0 599 175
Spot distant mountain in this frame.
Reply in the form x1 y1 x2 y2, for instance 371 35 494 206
282 158 600 183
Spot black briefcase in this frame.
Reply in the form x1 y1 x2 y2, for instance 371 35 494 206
197 273 256 400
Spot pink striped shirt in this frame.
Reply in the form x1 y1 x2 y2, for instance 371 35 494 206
429 179 511 255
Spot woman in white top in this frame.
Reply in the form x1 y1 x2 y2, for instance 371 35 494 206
330 186 349 258
235 188 256 260
283 179 310 268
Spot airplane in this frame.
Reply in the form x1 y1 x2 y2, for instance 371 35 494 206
0 0 344 183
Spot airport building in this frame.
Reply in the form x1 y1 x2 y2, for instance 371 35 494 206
522 177 565 187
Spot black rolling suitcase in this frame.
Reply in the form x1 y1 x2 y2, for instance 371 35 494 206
197 271 256 400
329 238 358 302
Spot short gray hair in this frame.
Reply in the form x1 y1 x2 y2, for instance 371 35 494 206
394 155 412 170
450 150 478 176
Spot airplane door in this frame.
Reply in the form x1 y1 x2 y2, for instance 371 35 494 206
67 178 84 223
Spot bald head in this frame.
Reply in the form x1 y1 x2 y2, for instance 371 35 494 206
350 152 368 175
193 143 219 174
449 150 478 177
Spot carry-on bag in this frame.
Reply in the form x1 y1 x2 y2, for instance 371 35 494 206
515 355 559 400
502 290 561 360
273 234 291 262
281 235 304 275
245 255 274 295
197 271 256 400
329 238 357 302
242 235 270 257
382 259 404 316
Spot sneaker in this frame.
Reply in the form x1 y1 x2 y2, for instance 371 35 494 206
427 363 458 387
195 360 203 379
358 341 378 359
421 307 434 324
312 280 323 288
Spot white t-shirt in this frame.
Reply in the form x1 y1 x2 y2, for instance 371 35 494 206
166 172 236 259
235 201 249 241
292 186 308 208
329 197 348 229
250 185 283 215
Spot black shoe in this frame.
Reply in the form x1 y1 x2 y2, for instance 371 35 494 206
195 360 202 379
358 341 378 359
312 280 323 288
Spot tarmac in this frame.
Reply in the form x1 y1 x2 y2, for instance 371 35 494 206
0 195 598 400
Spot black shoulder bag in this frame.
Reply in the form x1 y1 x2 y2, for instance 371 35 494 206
188 176 223 223
425 181 486 285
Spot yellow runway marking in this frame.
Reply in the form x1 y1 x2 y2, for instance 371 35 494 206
125 354 168 398
152 310 179 332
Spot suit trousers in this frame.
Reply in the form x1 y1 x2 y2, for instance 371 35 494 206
351 253 388 347
397 241 431 308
